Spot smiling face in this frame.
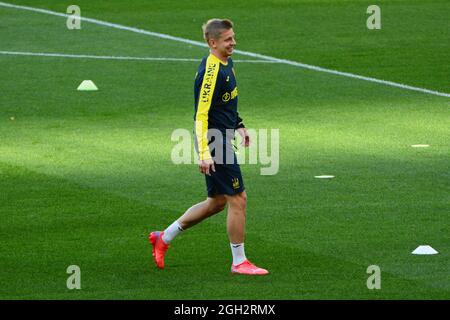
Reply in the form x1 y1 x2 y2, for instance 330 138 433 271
209 28 236 59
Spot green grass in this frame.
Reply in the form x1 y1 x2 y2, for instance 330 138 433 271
0 0 449 299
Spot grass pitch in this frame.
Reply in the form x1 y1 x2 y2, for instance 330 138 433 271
0 0 449 299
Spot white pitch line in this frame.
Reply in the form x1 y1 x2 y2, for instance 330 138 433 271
0 1 449 98
0 50 278 63
0 51 200 62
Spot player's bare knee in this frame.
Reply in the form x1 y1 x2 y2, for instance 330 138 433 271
238 199 247 212
237 192 247 210
229 193 246 212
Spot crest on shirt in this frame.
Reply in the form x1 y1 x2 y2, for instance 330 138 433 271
222 87 238 102
222 92 231 102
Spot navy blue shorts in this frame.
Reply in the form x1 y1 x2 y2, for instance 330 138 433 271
205 141 245 197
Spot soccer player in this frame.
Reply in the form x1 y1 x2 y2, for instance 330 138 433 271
149 19 268 275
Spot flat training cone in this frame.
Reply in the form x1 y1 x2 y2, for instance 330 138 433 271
77 80 98 91
411 245 438 255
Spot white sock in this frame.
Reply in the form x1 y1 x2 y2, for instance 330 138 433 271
162 221 183 244
230 243 247 265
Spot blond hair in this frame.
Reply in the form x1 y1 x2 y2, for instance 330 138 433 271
202 18 234 42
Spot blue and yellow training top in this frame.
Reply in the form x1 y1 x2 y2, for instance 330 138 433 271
194 53 244 160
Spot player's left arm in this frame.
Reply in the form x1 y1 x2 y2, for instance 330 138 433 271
236 113 250 147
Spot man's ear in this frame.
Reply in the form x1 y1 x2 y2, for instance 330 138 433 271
208 38 217 49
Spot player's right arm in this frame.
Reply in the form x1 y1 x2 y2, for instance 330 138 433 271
195 55 221 174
